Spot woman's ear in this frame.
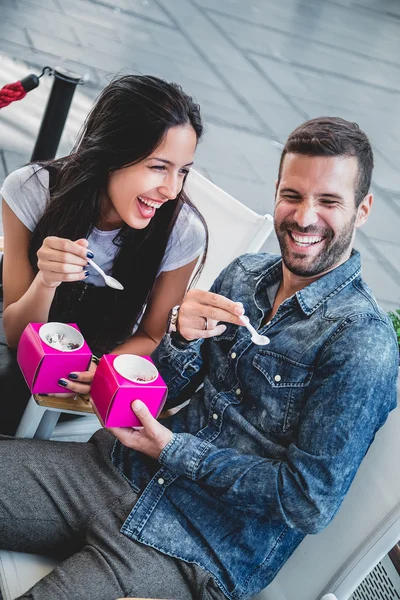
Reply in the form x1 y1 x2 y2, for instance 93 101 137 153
355 193 373 229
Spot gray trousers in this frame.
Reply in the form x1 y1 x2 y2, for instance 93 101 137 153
0 430 226 600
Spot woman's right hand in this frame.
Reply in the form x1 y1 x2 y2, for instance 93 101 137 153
36 237 91 288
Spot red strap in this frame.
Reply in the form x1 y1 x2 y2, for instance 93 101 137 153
0 81 27 109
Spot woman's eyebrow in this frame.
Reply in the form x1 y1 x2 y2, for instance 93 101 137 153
148 157 194 167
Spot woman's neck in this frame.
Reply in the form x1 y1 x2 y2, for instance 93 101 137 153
97 194 123 231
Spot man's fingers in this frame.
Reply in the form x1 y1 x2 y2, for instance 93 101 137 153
131 400 154 428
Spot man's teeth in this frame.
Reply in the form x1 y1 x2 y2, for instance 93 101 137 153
138 196 162 209
291 233 324 246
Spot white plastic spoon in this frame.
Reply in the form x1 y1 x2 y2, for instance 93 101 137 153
239 314 270 346
87 258 124 290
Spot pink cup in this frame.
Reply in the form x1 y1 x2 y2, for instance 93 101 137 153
90 354 168 428
17 323 92 394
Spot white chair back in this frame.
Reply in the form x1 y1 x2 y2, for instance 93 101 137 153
255 373 400 600
185 169 273 291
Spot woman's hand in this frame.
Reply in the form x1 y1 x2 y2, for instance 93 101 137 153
108 400 173 459
177 289 245 341
36 236 91 288
56 359 97 395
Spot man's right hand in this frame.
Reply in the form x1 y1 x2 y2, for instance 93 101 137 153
177 289 245 341
36 236 91 288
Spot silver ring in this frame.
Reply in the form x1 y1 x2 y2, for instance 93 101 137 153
204 317 209 330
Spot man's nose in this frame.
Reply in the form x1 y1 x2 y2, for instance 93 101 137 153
293 201 319 228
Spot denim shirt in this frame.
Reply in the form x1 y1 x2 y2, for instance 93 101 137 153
111 250 398 600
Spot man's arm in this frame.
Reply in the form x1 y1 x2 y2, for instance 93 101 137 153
158 315 398 534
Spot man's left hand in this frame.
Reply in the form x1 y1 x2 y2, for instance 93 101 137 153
108 400 173 459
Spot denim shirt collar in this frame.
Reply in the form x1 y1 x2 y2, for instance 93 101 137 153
252 249 361 317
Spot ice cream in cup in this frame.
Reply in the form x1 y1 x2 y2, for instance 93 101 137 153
39 322 84 352
113 354 158 384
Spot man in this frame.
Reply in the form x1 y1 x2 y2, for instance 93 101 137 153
0 117 398 600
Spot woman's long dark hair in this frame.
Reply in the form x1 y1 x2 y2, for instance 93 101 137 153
28 75 208 353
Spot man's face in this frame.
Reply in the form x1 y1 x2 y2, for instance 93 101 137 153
274 153 370 278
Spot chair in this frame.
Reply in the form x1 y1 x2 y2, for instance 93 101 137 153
13 169 274 441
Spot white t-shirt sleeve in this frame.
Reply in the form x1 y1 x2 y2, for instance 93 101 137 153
0 164 49 231
159 203 206 272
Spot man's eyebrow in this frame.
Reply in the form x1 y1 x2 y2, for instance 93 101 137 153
320 193 344 200
148 157 194 167
280 187 302 195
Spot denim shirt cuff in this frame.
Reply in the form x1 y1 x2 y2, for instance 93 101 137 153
158 432 209 479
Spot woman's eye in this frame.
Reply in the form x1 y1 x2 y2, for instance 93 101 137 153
180 168 190 175
150 165 166 171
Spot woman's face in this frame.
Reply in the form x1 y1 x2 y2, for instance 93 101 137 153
104 124 198 230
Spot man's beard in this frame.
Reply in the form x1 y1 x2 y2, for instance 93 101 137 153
275 215 356 277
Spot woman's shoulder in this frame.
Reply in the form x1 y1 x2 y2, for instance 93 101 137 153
160 203 206 272
0 164 49 232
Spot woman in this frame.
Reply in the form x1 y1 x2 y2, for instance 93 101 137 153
0 74 207 432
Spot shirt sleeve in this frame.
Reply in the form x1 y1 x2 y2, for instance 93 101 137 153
159 315 399 534
159 203 206 272
0 164 48 232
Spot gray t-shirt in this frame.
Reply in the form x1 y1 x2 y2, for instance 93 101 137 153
1 164 206 286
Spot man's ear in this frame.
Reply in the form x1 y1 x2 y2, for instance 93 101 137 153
355 193 373 229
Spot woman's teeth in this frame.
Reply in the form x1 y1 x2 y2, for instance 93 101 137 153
138 196 162 209
291 232 324 247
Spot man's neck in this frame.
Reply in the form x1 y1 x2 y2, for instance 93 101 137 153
264 252 352 324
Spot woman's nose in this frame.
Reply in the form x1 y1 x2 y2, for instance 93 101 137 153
159 173 180 200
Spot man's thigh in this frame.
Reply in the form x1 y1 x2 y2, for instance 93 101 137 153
0 430 134 556
20 492 227 600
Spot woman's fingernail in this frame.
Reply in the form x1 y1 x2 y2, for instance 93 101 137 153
58 379 68 387
68 373 78 380
235 306 244 315
87 251 94 259
40 393 48 397
84 271 90 278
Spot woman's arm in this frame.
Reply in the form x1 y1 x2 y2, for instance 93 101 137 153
2 199 89 348
2 199 55 347
112 258 200 356
57 258 199 395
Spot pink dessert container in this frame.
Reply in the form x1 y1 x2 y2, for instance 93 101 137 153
17 322 93 394
90 354 168 428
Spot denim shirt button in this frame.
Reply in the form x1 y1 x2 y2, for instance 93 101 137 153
157 478 165 485
212 413 218 420
231 352 237 359
236 388 241 395
274 375 281 382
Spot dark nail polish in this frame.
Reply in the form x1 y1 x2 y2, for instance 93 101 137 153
84 271 90 278
58 379 68 387
87 251 94 259
40 393 48 396
68 373 79 380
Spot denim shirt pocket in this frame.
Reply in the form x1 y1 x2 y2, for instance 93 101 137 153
209 324 238 383
252 350 314 434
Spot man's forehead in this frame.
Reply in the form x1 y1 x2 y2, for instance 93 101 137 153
280 153 358 182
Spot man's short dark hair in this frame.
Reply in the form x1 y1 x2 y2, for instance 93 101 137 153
278 117 374 207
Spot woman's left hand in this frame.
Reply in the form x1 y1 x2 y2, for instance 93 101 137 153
56 359 98 395
108 400 173 459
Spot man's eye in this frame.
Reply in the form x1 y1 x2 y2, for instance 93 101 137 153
321 199 337 206
283 195 300 201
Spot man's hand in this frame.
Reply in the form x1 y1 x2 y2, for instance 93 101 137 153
108 400 173 460
177 289 245 341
